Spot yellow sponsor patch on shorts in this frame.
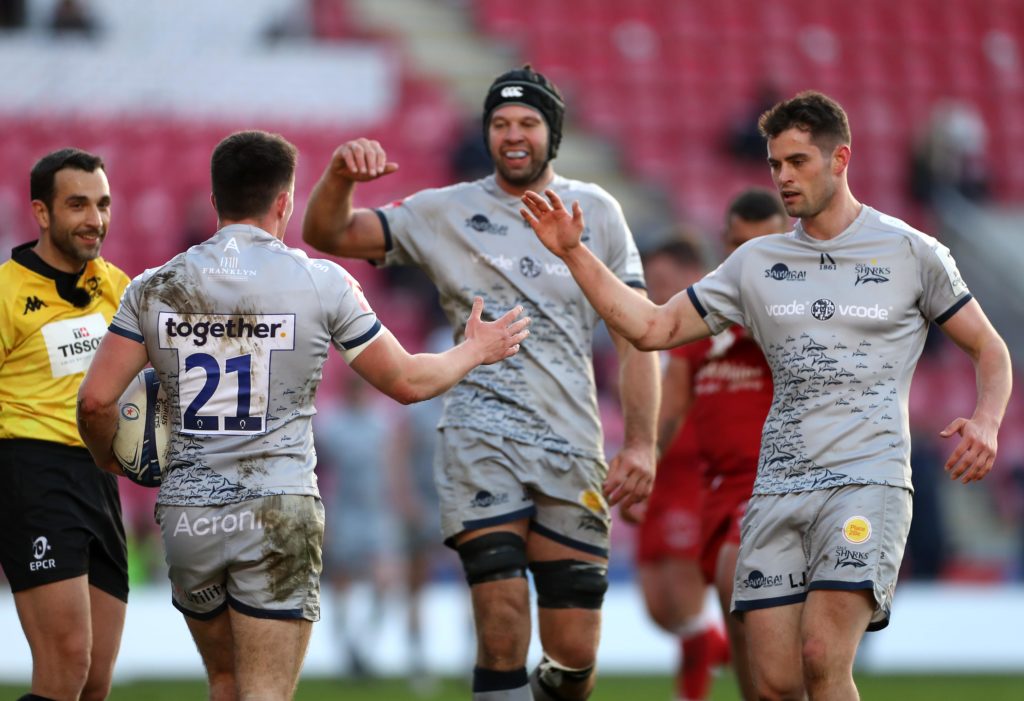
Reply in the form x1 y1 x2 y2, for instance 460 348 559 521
842 516 872 544
579 489 607 514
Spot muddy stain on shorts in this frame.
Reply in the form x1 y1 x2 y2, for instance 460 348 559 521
258 495 323 603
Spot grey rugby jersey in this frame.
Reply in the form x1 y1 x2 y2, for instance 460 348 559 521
376 174 645 458
110 224 384 506
688 206 971 495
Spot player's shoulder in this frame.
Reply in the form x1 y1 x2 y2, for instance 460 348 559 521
379 179 482 212
126 248 191 293
731 230 794 258
863 206 940 250
280 247 359 297
295 250 350 281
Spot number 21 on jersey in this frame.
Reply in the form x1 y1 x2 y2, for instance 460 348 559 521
158 312 296 435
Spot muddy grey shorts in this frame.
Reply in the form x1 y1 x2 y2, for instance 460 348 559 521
156 494 325 622
436 429 611 558
731 483 912 631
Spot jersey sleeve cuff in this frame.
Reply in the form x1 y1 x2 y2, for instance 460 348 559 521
108 324 145 344
340 320 384 364
686 286 708 318
934 293 972 325
369 209 392 268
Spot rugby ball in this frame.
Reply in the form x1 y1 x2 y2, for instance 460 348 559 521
112 368 170 487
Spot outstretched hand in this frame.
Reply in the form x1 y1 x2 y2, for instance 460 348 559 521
520 189 585 258
464 296 531 365
329 138 399 182
939 415 999 483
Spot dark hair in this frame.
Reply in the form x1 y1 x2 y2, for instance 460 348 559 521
29 148 105 210
642 236 706 269
758 90 851 154
210 130 297 221
483 64 566 160
726 187 787 223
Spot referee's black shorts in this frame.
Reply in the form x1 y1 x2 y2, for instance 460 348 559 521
0 438 128 602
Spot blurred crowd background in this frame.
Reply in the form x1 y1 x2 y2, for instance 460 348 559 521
2 0 1023 672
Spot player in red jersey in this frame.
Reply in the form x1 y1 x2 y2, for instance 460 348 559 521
662 188 788 700
629 235 730 701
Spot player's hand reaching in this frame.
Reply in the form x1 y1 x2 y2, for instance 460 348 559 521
464 296 531 365
329 138 399 182
939 414 999 483
604 443 656 510
520 189 585 259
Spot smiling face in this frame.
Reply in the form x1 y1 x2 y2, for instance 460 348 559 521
33 167 111 272
767 127 843 220
488 103 552 193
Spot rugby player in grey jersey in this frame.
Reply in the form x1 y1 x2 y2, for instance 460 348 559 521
303 66 659 701
522 91 1011 701
77 130 528 701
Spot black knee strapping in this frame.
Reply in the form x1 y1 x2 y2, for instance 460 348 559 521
457 532 528 585
531 654 595 700
529 559 608 609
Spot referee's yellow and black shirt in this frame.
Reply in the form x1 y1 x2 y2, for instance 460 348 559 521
0 241 130 447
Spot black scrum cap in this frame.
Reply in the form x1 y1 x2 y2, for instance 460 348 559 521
483 65 566 160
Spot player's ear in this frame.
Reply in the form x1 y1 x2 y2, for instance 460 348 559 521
274 188 293 220
30 199 50 232
833 144 851 175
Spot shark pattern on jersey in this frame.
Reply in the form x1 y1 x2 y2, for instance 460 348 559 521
688 206 971 496
110 225 383 506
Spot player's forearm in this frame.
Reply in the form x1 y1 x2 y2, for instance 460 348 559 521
971 333 1012 428
618 344 660 454
302 171 357 255
390 344 484 405
561 245 664 349
76 395 122 474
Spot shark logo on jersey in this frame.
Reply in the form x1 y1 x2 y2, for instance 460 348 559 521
854 261 891 285
577 513 608 535
834 548 869 569
820 253 837 270
466 214 508 236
